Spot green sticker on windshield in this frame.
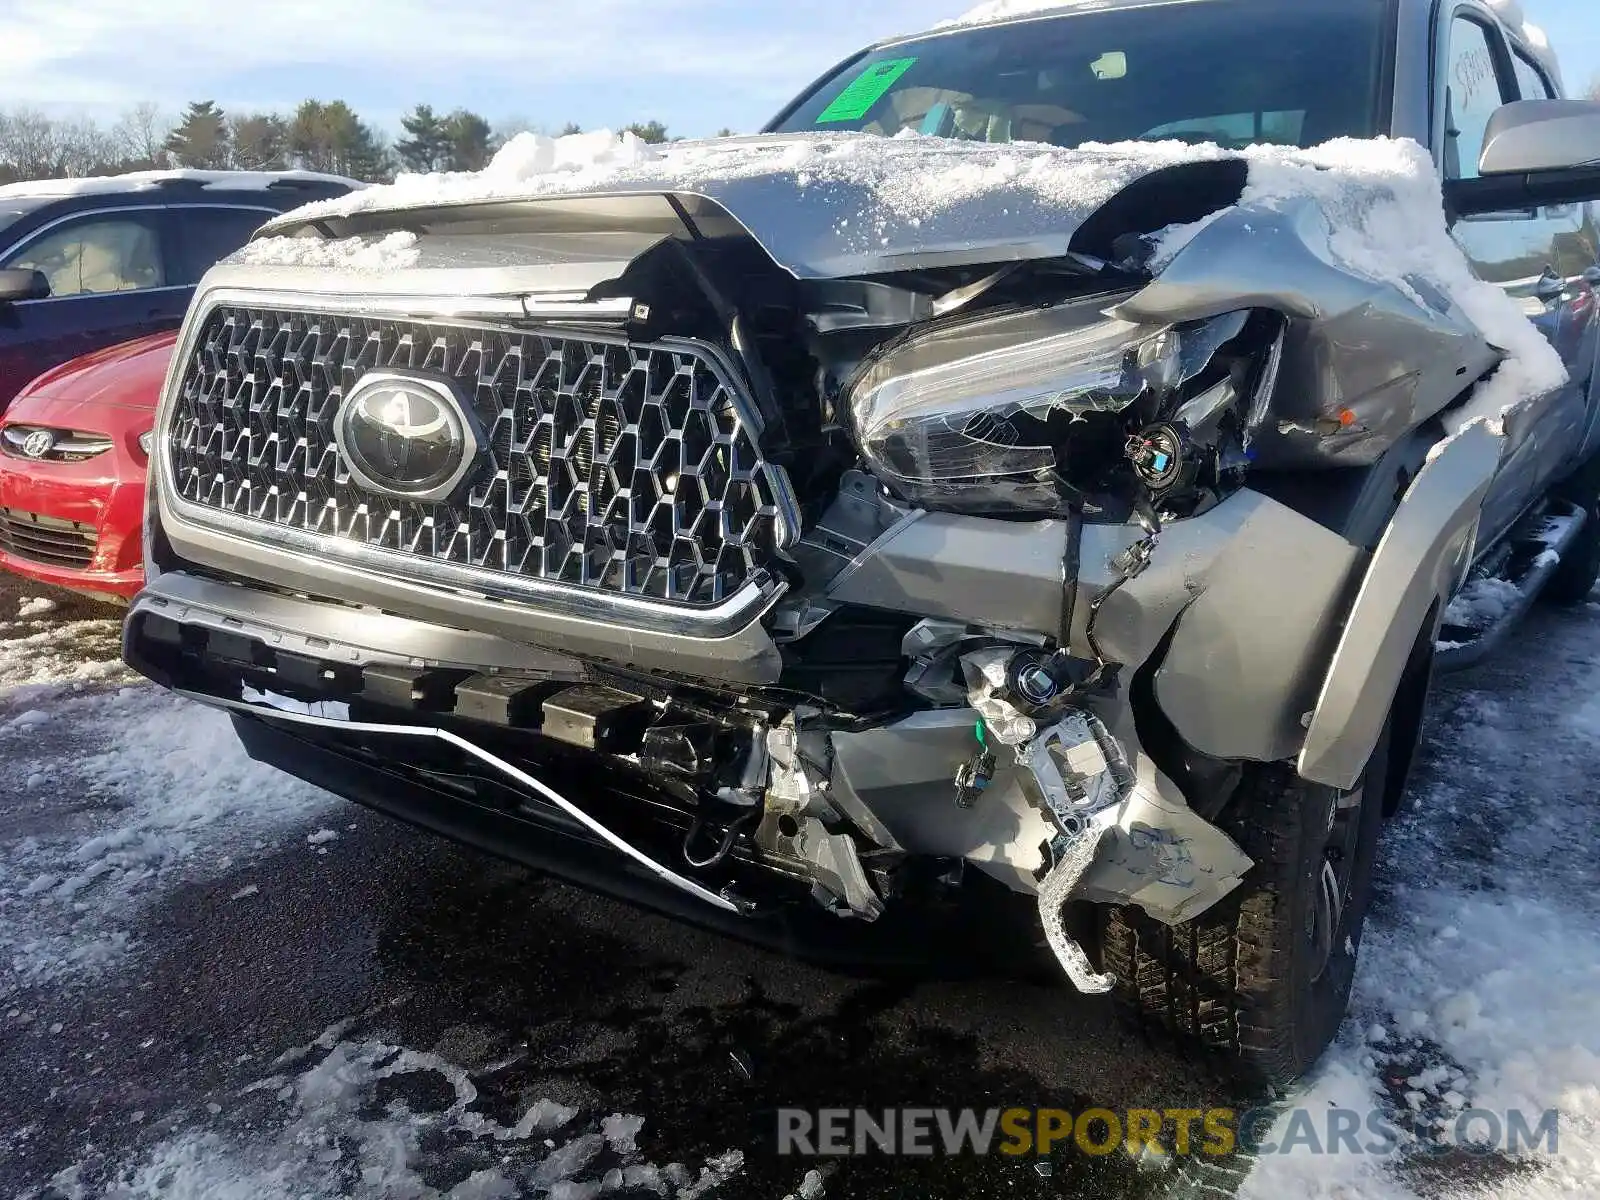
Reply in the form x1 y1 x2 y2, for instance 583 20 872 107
816 57 918 123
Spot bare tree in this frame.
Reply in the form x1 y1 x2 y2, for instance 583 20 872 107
1588 76 1600 103
494 115 548 143
0 108 74 180
55 116 119 176
114 102 172 169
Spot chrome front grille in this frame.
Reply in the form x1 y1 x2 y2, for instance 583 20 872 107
164 303 797 609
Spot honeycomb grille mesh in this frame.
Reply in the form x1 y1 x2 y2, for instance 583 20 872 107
166 305 793 607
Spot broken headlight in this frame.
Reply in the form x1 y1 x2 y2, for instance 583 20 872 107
846 303 1260 516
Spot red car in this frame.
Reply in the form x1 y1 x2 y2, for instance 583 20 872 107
0 330 174 602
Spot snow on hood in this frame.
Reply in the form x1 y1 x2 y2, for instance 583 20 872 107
274 128 1565 422
229 229 422 271
269 129 1236 278
282 127 1221 239
1154 137 1567 421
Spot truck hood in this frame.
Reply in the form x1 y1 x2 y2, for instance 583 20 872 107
260 133 1246 280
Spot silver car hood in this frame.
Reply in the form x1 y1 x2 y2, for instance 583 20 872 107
261 134 1237 280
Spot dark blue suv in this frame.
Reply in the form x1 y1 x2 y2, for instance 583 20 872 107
0 170 358 413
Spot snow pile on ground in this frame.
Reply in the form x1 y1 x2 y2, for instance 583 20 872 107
231 229 421 270
0 688 334 991
1445 576 1527 631
1240 644 1600 1198
96 1026 743 1199
0 608 128 692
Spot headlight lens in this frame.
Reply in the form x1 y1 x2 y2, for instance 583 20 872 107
846 306 1250 515
138 430 154 457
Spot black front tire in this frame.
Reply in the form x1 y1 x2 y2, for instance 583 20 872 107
1100 721 1391 1089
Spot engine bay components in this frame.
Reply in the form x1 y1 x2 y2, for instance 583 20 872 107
754 713 891 920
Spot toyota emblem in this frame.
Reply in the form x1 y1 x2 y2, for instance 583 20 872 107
333 371 481 502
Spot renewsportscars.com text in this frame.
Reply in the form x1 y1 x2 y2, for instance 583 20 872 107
776 1106 1560 1159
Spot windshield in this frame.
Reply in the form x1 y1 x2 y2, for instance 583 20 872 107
771 0 1389 151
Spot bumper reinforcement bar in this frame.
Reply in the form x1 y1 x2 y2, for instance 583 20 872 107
175 688 746 916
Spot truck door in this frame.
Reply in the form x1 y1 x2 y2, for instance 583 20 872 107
1441 9 1593 546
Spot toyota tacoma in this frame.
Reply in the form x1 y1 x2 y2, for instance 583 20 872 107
123 0 1600 1085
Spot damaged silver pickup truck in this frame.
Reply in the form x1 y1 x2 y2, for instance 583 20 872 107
124 0 1600 1084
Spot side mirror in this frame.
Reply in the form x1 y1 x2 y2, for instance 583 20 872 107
0 268 49 304
1444 99 1600 219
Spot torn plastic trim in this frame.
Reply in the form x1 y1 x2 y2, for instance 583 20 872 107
951 642 1251 982
757 712 890 920
1011 711 1134 991
1036 818 1116 994
953 644 1141 990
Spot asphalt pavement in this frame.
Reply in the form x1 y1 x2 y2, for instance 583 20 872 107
0 573 1592 1199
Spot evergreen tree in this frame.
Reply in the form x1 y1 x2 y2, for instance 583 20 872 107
289 100 392 182
231 113 288 171
396 104 446 172
441 109 493 171
622 120 670 144
165 100 230 168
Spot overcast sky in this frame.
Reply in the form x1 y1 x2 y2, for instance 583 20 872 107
0 0 1595 141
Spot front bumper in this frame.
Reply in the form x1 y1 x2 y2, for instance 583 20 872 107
122 535 1300 933
0 444 147 601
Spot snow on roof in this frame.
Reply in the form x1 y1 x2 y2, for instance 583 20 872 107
1484 0 1563 83
0 168 363 200
934 0 1110 30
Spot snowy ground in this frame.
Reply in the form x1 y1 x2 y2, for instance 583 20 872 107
0 580 1595 1199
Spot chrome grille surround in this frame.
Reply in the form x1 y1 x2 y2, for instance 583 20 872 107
1 426 115 462
160 294 801 625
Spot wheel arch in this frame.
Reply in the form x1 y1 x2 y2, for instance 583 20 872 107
1381 600 1439 818
1298 420 1502 789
